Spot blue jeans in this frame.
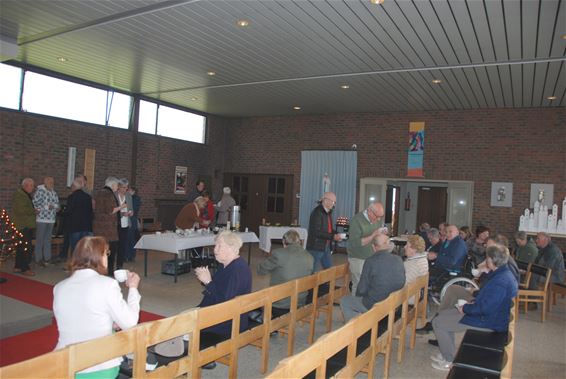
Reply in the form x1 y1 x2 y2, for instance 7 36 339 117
69 231 93 256
308 245 332 272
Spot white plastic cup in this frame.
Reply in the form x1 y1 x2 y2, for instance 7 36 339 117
114 269 128 283
245 227 249 233
457 299 468 307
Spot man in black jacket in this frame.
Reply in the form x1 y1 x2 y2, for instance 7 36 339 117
66 177 94 256
306 192 342 272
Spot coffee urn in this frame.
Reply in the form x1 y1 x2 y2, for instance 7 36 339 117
230 205 241 231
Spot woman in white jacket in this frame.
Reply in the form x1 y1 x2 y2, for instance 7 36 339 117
53 236 141 378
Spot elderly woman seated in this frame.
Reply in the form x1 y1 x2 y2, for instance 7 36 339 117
193 231 252 369
53 236 141 379
430 244 518 371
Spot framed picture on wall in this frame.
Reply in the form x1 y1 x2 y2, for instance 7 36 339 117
530 183 554 208
175 166 188 194
490 182 513 207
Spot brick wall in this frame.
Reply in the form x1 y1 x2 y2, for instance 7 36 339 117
224 107 566 250
1 107 565 250
0 109 228 222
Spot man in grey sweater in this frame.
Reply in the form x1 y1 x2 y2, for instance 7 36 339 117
340 234 406 322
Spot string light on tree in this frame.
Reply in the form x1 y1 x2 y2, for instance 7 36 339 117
0 209 28 262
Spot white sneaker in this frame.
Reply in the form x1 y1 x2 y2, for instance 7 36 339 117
430 352 444 363
431 359 452 371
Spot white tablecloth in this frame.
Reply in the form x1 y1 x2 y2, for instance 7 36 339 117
258 226 308 253
135 231 259 255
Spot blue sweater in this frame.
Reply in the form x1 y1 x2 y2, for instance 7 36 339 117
461 265 518 332
198 257 252 336
436 236 467 271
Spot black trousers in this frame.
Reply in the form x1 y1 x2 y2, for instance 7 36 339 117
118 227 129 269
107 240 119 276
15 227 34 272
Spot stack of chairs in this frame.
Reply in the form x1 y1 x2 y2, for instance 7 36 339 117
447 299 517 379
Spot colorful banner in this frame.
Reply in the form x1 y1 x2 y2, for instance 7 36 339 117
407 122 425 177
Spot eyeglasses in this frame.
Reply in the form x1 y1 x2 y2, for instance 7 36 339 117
323 197 336 205
368 207 382 218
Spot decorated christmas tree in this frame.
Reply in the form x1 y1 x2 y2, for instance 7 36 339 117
0 209 28 263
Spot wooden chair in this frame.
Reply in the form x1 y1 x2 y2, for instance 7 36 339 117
292 273 319 346
313 266 337 338
265 321 355 379
141 310 198 378
249 280 297 372
189 297 240 377
335 297 391 379
395 274 429 363
500 299 517 379
67 324 142 377
418 273 429 326
516 264 552 322
226 289 271 378
550 282 566 309
515 260 532 289
318 262 350 323
0 346 69 378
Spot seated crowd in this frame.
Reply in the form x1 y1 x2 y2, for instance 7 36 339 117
7 181 566 377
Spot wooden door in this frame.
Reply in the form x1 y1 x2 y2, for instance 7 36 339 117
224 174 293 233
416 186 447 228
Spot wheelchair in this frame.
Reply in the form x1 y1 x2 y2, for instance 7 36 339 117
429 254 478 303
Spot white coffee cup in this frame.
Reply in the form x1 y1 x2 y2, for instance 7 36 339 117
338 233 347 239
155 231 161 235
114 269 128 283
456 299 467 307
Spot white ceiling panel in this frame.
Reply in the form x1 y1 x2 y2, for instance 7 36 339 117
0 0 564 117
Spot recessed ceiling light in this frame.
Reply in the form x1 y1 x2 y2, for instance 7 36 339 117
547 96 557 100
236 19 250 27
191 97 198 101
293 106 301 110
431 79 442 84
207 71 216 76
340 85 350 89
57 57 68 62
370 0 384 4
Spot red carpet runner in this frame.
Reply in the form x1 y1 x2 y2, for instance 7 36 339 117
0 272 163 367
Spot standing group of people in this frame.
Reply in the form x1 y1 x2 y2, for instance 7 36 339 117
10 175 141 277
91 177 141 275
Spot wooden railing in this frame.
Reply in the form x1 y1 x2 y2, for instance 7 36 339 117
0 263 349 379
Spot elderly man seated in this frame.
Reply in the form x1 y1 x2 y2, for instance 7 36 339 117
257 229 314 317
340 234 405 322
428 224 468 291
430 244 518 371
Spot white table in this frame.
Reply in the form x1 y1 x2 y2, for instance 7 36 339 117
258 226 308 253
135 231 259 282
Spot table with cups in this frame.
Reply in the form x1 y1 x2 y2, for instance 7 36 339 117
134 229 259 283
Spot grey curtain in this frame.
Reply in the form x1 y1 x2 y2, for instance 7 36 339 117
299 151 357 228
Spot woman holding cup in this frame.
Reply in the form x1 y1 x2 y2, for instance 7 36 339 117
53 236 140 378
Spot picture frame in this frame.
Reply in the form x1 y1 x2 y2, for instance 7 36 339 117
490 182 513 207
530 183 554 208
174 166 188 194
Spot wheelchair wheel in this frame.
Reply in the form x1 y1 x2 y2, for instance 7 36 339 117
440 277 479 302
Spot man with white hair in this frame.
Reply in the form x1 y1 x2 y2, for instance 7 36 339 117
340 233 405 322
215 187 236 226
11 178 37 276
346 201 385 294
32 176 60 266
534 232 564 285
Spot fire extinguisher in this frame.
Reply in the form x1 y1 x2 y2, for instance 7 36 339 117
404 192 411 211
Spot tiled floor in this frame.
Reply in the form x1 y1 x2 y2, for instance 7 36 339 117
2 245 565 378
